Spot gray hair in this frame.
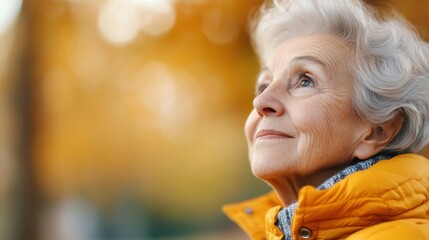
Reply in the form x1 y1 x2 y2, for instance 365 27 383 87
251 0 429 153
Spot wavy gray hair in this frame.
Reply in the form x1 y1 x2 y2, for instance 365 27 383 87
251 0 429 153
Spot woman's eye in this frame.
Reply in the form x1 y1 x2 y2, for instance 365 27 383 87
298 74 315 87
256 83 269 95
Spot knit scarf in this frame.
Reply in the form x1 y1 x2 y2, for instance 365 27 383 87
276 153 394 240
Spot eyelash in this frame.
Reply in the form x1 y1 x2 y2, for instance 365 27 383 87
255 72 315 95
296 73 315 88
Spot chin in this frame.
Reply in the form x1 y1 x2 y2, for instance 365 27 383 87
250 159 266 178
252 172 271 181
251 161 282 180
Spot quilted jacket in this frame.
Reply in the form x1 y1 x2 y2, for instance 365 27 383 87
223 154 429 240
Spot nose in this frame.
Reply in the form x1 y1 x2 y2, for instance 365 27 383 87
253 87 284 117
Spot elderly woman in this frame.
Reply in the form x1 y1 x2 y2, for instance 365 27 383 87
223 0 429 239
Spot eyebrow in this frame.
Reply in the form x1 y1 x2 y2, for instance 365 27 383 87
256 56 327 83
290 56 327 68
256 66 269 82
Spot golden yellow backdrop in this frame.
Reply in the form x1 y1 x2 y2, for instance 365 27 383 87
0 0 429 239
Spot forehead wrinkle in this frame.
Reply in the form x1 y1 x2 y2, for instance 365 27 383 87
306 38 355 74
271 35 355 78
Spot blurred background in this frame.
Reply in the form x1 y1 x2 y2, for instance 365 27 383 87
1 0 429 239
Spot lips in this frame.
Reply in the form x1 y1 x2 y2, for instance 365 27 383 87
255 129 293 139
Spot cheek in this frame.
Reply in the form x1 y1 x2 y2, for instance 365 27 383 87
292 97 345 138
291 99 345 163
245 110 259 154
291 103 332 136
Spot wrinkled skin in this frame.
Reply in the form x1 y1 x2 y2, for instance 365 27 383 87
245 34 373 204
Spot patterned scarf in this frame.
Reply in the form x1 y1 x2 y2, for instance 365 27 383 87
276 153 394 240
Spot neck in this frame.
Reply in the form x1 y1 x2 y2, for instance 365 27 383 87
267 165 348 206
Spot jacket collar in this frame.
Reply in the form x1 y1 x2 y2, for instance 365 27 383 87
222 191 282 240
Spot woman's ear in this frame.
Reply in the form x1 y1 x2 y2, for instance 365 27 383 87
353 111 404 160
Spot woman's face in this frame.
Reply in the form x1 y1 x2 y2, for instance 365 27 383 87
245 34 370 180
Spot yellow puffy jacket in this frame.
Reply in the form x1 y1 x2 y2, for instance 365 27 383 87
223 154 429 240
